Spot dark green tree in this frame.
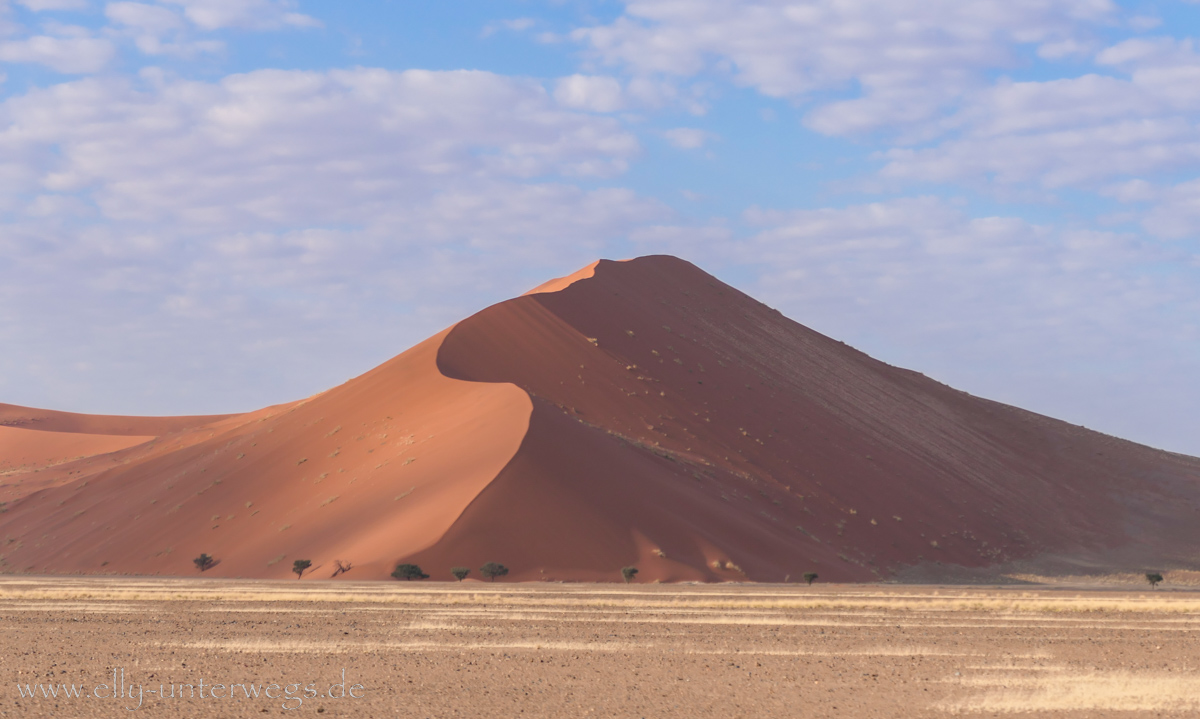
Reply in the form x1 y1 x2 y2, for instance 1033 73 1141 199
392 563 429 581
621 566 639 583
1147 572 1164 589
193 554 215 572
450 567 470 582
480 562 509 582
292 559 312 579
803 572 819 586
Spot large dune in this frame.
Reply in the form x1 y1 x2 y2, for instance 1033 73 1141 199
1 256 1198 582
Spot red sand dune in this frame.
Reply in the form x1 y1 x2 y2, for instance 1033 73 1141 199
1 256 1199 583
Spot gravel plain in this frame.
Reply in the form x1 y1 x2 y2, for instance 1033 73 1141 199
3 577 1199 718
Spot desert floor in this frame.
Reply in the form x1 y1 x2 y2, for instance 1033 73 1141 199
2 577 1199 718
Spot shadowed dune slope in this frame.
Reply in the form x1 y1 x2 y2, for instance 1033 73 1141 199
1 255 1198 582
427 256 1200 582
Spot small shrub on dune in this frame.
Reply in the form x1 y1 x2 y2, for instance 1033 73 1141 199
292 559 312 579
621 566 639 583
193 554 215 572
1147 572 1164 589
803 572 819 586
480 562 509 582
451 567 470 582
392 563 429 581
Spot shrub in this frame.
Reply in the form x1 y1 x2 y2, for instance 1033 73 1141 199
803 572 819 586
392 563 429 581
621 566 639 583
193 554 215 572
330 560 352 578
1147 572 1164 589
480 562 509 582
292 559 312 579
451 567 470 582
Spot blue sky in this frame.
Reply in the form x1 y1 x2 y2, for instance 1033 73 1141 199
1 0 1198 455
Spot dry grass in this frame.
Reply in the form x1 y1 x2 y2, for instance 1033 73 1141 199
940 671 1200 713
3 580 1199 615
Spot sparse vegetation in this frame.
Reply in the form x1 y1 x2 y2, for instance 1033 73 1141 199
804 572 819 586
392 563 429 581
480 562 509 582
621 566 639 583
451 567 470 582
193 554 215 572
1147 572 1164 589
330 560 352 577
292 559 311 579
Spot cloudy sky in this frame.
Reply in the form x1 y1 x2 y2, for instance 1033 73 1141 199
1 0 1197 455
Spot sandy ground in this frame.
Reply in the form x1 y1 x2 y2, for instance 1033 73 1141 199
3 578 1200 718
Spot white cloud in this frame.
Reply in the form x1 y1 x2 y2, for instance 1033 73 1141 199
0 0 316 68
1102 178 1157 203
106 2 184 34
104 2 223 57
156 0 318 30
1143 179 1200 239
0 32 115 72
481 17 535 38
553 74 624 112
575 0 1115 134
16 0 88 9
572 0 1200 209
661 127 713 149
877 39 1200 189
0 68 640 228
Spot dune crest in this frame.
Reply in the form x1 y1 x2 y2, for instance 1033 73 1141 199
521 260 601 296
2 256 1199 582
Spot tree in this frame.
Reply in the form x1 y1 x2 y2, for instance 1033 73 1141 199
392 563 429 581
450 567 470 582
480 562 509 582
330 560 353 578
621 566 639 583
193 554 215 572
292 559 312 579
803 572 819 586
1147 572 1164 589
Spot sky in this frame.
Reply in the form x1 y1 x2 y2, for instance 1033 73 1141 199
0 0 1197 456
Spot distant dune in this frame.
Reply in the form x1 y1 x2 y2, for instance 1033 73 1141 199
2 255 1198 582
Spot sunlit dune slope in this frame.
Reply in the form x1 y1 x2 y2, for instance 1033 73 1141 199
1 255 1198 582
0 332 530 579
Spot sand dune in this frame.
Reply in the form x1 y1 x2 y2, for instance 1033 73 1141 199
1 256 1198 582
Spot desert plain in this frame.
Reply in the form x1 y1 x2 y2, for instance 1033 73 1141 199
4 575 1200 718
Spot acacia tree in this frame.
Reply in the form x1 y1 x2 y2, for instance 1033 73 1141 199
803 572 819 586
193 554 215 572
450 567 470 582
480 562 509 582
293 559 312 579
392 563 429 581
621 566 639 583
1147 572 1164 589
330 560 353 578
